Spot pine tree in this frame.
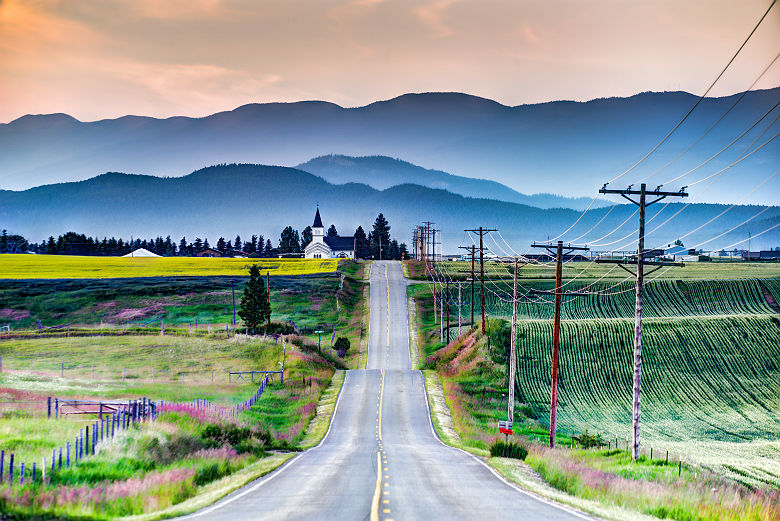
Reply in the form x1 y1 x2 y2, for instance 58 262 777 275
216 237 227 252
371 213 391 259
265 239 273 253
355 226 370 259
327 224 338 237
389 239 399 260
302 226 313 247
238 265 271 334
179 237 188 256
234 235 242 252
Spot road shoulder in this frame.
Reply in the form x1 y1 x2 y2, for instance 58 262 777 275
422 370 652 521
122 370 347 521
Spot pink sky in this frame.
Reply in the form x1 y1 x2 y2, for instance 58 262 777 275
0 0 778 122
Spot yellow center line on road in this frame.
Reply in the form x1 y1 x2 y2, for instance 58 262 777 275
370 451 382 521
378 369 385 440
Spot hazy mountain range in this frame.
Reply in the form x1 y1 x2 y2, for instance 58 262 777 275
1 89 778 204
1 164 776 251
297 155 608 210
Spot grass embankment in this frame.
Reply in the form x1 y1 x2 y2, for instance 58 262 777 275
0 255 338 280
412 275 780 521
0 335 346 519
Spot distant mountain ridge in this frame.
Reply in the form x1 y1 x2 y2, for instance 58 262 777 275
1 164 776 251
296 155 608 210
1 89 777 205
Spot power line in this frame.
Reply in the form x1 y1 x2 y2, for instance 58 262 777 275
606 0 777 184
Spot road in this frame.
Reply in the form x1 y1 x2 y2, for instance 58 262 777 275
182 261 590 521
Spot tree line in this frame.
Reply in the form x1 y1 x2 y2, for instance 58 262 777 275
1 213 408 259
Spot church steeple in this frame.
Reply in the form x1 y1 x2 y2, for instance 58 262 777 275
313 207 323 228
312 207 324 242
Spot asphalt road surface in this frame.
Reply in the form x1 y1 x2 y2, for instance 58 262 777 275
181 261 591 521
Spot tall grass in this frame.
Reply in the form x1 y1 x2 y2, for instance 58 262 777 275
525 446 780 521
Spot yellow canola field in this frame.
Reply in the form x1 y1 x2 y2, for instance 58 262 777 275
0 254 339 279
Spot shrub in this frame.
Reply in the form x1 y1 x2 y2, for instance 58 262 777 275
334 336 350 357
490 440 528 460
573 430 604 449
200 423 273 455
265 321 298 335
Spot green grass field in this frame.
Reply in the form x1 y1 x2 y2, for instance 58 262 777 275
0 254 338 279
0 262 368 369
410 262 780 492
0 333 342 518
0 263 368 518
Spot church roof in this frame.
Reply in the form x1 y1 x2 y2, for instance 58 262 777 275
313 208 323 228
324 236 355 251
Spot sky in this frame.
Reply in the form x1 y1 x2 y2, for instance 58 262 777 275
1 0 779 123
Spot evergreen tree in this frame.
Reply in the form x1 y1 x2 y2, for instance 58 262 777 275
302 226 313 247
399 242 408 259
265 239 273 253
354 226 370 259
237 265 271 334
164 236 176 256
193 237 203 252
179 237 188 256
389 239 400 260
327 224 338 237
234 235 242 252
46 236 57 254
216 237 227 252
203 238 210 250
279 226 300 253
371 213 391 259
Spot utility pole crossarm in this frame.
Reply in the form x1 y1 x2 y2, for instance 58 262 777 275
600 185 688 207
595 259 685 267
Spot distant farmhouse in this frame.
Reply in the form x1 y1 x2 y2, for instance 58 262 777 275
304 208 356 259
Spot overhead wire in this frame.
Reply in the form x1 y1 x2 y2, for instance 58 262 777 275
529 1 777 245
639 52 780 183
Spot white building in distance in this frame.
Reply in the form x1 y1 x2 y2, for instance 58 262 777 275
304 208 356 259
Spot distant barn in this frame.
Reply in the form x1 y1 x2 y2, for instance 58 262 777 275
196 248 222 257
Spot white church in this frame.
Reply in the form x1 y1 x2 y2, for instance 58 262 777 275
304 208 356 259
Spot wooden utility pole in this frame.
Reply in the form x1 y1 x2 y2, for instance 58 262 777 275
471 245 475 327
446 281 451 344
597 182 687 460
508 259 519 426
459 245 476 327
465 227 496 333
457 282 462 337
530 240 589 448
